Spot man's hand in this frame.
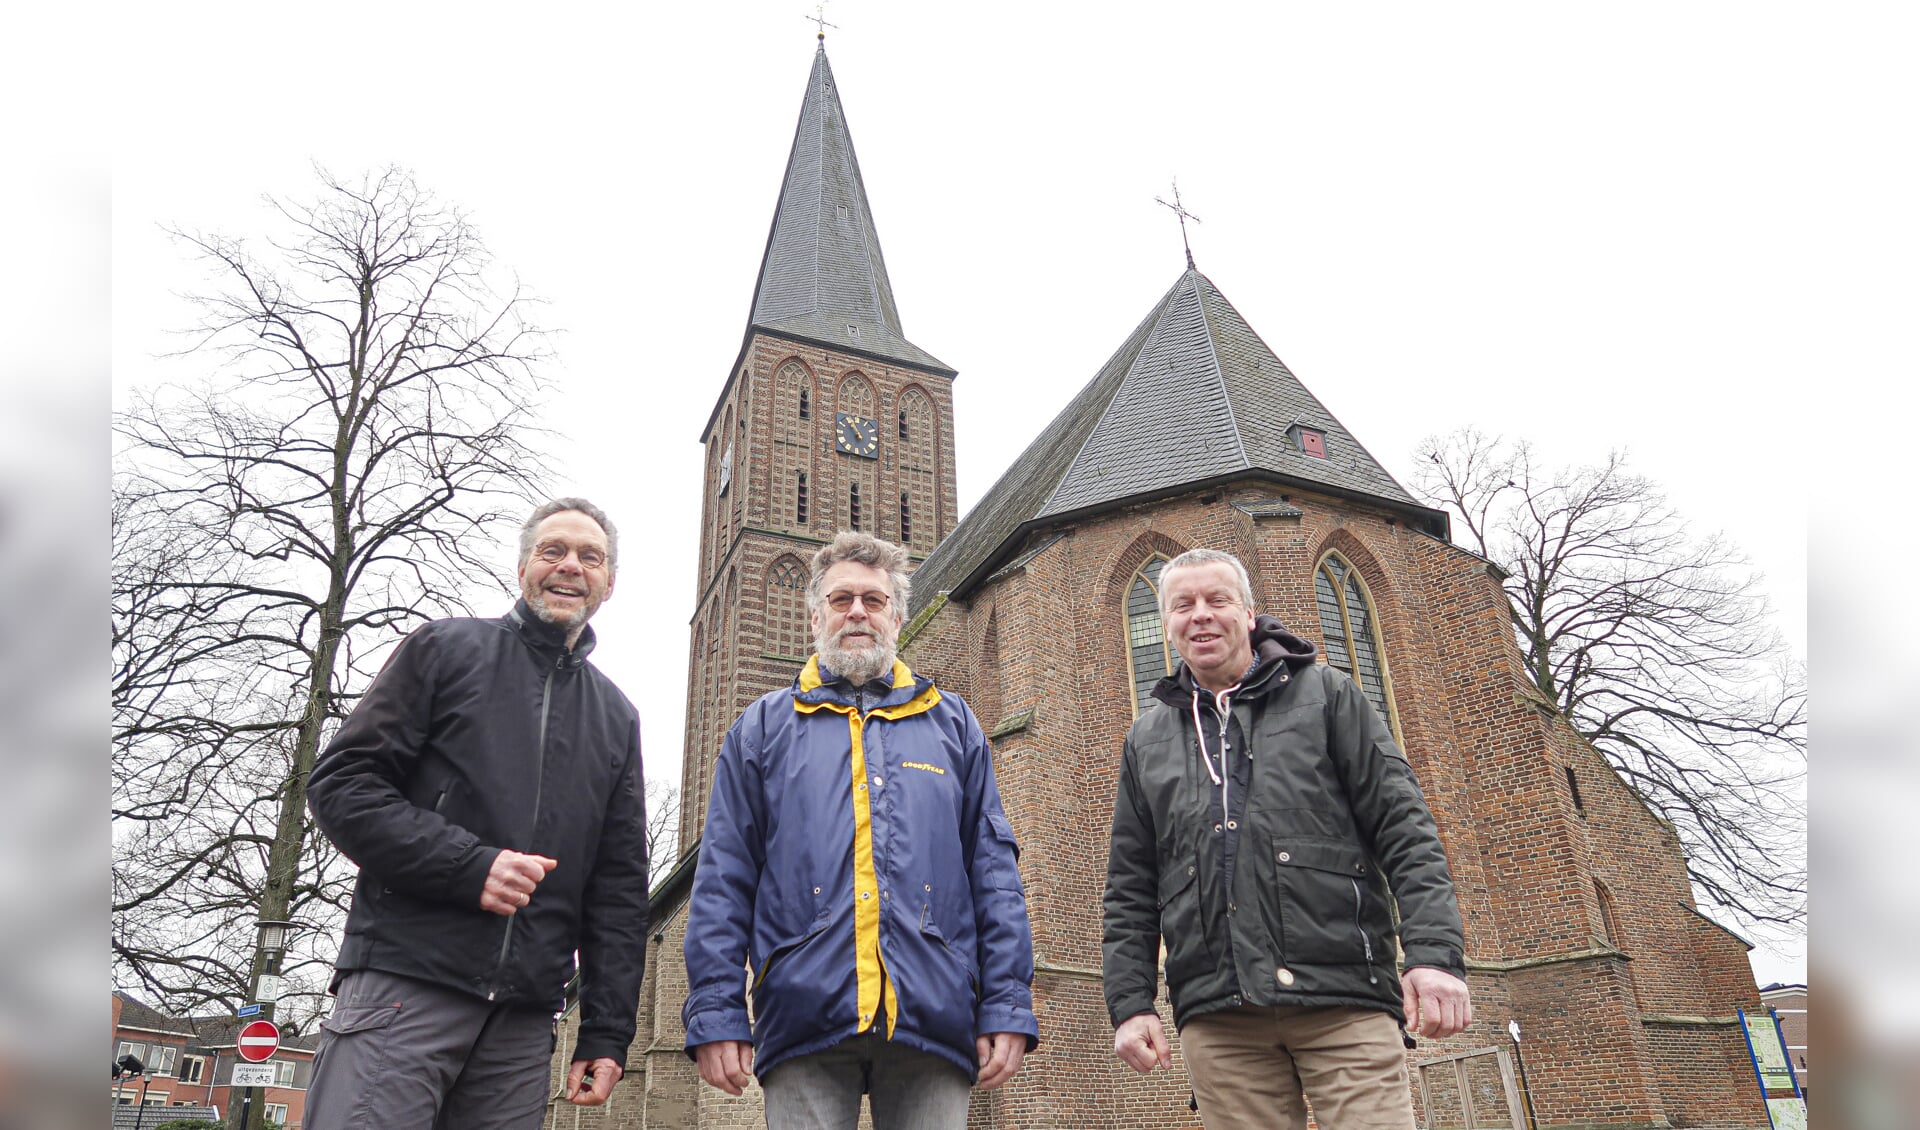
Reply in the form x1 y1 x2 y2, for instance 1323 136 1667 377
694 1039 755 1096
479 850 558 916
564 1056 623 1106
1402 967 1473 1039
1113 1012 1172 1074
974 1032 1027 1090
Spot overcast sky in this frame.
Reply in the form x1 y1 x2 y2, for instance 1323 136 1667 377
98 0 1876 987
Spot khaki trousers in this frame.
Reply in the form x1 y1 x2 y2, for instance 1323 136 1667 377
1179 1004 1415 1130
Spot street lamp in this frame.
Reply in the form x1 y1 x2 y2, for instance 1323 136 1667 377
113 1055 152 1130
256 918 292 955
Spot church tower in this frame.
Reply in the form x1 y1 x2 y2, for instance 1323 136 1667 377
680 43 961 849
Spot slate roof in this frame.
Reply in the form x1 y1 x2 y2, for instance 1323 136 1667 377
744 45 951 375
910 268 1445 610
114 992 194 1036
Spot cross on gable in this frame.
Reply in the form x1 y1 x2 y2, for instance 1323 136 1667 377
1155 178 1202 269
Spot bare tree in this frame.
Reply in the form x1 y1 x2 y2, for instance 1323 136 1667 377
112 167 551 1037
645 779 683 887
1412 428 1805 932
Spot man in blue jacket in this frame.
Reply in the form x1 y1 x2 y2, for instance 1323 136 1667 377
684 531 1038 1129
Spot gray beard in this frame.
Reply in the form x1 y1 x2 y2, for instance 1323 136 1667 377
527 592 587 635
817 636 895 687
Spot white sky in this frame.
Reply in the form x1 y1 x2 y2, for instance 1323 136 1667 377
94 0 1882 989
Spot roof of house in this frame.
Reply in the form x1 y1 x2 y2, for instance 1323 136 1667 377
741 43 951 377
113 991 195 1038
909 267 1445 609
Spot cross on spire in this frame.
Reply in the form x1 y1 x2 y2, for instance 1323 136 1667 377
1155 178 1202 269
804 2 839 40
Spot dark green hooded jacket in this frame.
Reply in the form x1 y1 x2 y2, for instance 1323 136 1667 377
1101 615 1464 1030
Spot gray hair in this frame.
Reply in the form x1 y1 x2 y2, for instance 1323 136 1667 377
1159 548 1254 616
519 497 619 574
807 531 912 619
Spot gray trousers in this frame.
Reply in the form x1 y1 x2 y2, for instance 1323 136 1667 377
760 1032 973 1130
304 969 557 1130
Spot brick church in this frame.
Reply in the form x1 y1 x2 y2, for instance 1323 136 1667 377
548 43 1770 1130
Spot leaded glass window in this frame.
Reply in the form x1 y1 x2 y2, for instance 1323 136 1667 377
1314 553 1396 726
1127 557 1171 717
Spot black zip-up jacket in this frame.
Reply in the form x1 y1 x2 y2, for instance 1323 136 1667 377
308 601 649 1063
1102 616 1465 1031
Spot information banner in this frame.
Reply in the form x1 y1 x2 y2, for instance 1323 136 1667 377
1765 1097 1807 1130
1740 1009 1798 1094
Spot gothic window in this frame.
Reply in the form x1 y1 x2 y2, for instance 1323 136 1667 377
849 483 862 531
1126 556 1172 717
775 362 815 535
766 556 807 660
1314 552 1397 728
897 387 938 550
900 493 911 543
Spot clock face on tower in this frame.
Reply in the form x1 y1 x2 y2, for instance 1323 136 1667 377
834 412 879 459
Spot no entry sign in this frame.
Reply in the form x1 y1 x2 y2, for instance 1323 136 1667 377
237 1019 280 1063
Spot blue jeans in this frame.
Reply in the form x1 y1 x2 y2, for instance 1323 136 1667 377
759 1032 973 1130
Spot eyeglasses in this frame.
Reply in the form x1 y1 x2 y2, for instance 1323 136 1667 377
534 542 608 570
824 590 892 613
1166 593 1243 615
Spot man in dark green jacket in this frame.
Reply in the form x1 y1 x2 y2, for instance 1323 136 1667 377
1102 548 1471 1129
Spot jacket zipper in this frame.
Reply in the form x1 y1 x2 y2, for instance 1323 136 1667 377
1352 878 1378 985
489 652 560 1000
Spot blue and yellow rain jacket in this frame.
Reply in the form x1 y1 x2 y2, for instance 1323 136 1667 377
682 657 1039 1080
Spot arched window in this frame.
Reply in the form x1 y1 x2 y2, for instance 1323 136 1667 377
798 386 810 419
897 387 938 550
1314 553 1397 728
766 556 808 661
1126 557 1172 717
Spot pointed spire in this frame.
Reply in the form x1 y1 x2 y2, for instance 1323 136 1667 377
744 45 951 373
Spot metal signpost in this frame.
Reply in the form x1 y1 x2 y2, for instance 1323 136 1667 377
234 1018 280 1130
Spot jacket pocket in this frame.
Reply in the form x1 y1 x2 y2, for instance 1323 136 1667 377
1270 838 1382 965
919 910 981 1000
983 813 1023 892
1156 862 1210 985
753 920 832 992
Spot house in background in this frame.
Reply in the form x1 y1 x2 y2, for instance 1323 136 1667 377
111 991 318 1127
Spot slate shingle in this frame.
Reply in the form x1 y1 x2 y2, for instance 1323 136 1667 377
910 268 1435 611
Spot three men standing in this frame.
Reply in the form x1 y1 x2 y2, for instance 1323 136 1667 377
306 498 648 1130
1102 548 1471 1129
684 532 1038 1130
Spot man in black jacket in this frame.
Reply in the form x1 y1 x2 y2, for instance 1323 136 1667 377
305 498 648 1130
1102 548 1470 1130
